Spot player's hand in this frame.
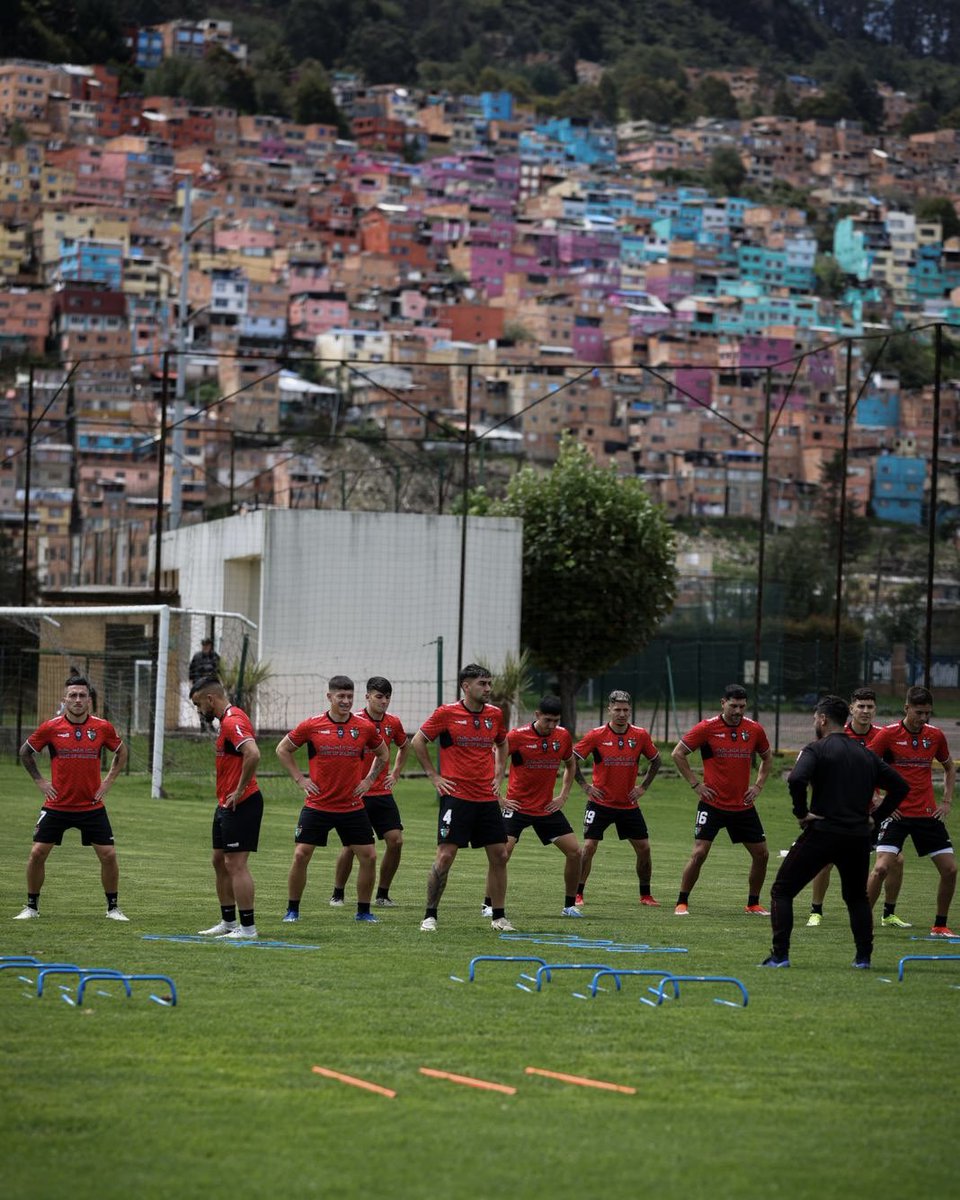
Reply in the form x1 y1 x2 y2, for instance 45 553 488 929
628 785 644 803
93 783 110 803
501 796 519 812
353 777 374 797
545 794 566 813
224 790 239 811
934 800 952 821
300 777 321 797
385 771 400 791
743 785 761 804
37 779 57 801
799 812 822 826
585 784 604 802
432 774 455 796
698 783 717 802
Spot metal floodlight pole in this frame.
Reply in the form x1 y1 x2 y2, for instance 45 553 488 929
832 339 854 692
752 368 772 720
20 365 35 606
924 323 943 685
457 362 473 672
170 176 192 532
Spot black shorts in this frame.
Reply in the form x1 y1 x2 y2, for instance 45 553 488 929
875 816 953 858
364 793 404 839
503 808 574 845
583 802 648 842
295 805 375 847
212 791 264 853
438 797 507 848
693 801 766 845
33 805 114 846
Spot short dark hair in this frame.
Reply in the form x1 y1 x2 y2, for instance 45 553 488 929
906 685 933 707
328 675 354 692
189 676 224 699
459 663 491 687
816 695 849 727
608 689 630 704
723 684 748 700
64 674 91 693
201 637 213 645
366 676 392 696
850 687 876 703
537 695 562 716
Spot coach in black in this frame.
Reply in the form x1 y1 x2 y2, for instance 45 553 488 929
761 695 908 970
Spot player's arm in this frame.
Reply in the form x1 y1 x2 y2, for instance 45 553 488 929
935 753 956 821
671 739 707 796
744 748 773 805
787 747 817 825
871 758 909 825
276 734 320 796
225 738 260 810
94 740 129 803
411 730 454 795
546 754 576 813
355 740 390 796
629 752 661 803
19 738 57 801
574 753 603 802
492 738 508 798
385 738 410 790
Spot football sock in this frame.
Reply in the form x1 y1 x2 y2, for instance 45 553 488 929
286 899 301 914
26 894 39 911
106 892 119 911
883 903 896 919
483 895 492 908
492 908 505 920
748 894 760 907
239 909 255 928
425 906 438 919
376 887 389 900
811 903 823 915
565 895 576 908
331 887 345 901
935 913 948 927
639 885 652 897
221 904 237 923
357 902 371 916
677 891 690 905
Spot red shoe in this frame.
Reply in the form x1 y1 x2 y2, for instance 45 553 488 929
745 904 770 916
674 903 689 916
639 895 660 907
930 925 957 938
574 893 584 907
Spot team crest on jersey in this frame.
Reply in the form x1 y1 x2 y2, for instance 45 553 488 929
552 740 560 752
484 717 493 729
922 738 931 749
628 738 636 748
350 727 359 740
87 729 97 741
741 730 749 741
75 728 83 740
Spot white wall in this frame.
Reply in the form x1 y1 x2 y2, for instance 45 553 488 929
163 508 522 731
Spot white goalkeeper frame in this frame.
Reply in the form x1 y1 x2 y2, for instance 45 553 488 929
0 605 257 798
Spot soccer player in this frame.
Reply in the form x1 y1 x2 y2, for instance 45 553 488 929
867 686 957 938
671 683 773 916
277 675 389 923
762 696 908 969
412 662 512 933
190 678 263 939
574 689 661 907
329 676 409 908
15 673 129 922
492 695 581 918
806 687 908 928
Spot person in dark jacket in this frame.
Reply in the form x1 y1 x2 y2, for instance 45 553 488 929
760 695 908 970
189 638 221 731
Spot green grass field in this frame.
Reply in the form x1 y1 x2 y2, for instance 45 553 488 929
2 756 957 1200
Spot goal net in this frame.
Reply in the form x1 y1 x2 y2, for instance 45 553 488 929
0 605 256 797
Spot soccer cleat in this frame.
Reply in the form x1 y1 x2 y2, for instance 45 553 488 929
281 911 300 923
491 917 516 932
930 925 957 938
481 904 493 917
354 911 379 923
759 955 790 968
852 959 871 969
105 908 129 922
639 895 660 907
575 893 584 907
198 919 237 935
375 897 397 907
674 903 690 916
329 896 345 907
881 914 912 929
420 916 438 932
806 912 822 927
219 925 258 939
561 905 583 918
745 904 770 916
13 906 40 920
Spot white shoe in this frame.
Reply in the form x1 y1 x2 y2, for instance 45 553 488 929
105 908 129 922
375 897 397 907
13 906 39 920
219 925 258 939
329 896 345 907
491 917 515 932
420 916 438 932
481 904 493 917
198 920 237 936
561 906 583 918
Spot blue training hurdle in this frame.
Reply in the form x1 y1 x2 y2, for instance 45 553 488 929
897 954 960 982
650 974 749 1007
467 955 548 982
589 968 681 998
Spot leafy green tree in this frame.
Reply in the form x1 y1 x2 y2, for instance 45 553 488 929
292 64 343 128
708 145 746 195
690 75 739 119
915 197 960 242
495 435 676 731
813 253 847 298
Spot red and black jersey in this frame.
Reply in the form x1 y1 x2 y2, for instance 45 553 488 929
287 712 384 812
678 716 770 811
419 701 506 802
843 721 883 749
215 705 259 808
574 723 658 809
506 723 574 815
27 714 122 810
871 721 951 818
356 709 407 794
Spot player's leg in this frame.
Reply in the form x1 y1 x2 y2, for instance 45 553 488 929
330 845 354 905
879 852 908 925
287 843 316 904
223 851 255 920
677 839 712 906
484 840 509 909
808 864 832 924
26 840 54 897
216 795 263 938
628 836 655 902
744 840 769 910
423 842 459 923
553 832 581 911
579 837 599 890
91 842 124 918
213 847 234 905
835 839 873 966
378 828 403 895
766 831 830 963
867 849 897 906
351 843 377 908
930 849 958 932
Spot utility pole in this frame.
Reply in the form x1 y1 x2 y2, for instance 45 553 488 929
169 176 192 531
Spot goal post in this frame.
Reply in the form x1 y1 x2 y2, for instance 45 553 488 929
0 604 257 798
